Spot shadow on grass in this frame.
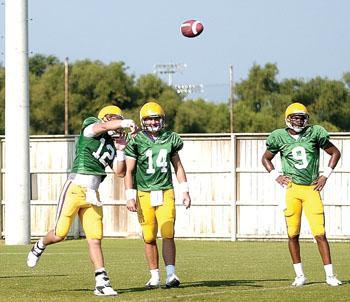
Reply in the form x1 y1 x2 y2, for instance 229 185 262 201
117 278 291 293
307 279 350 286
0 274 68 279
47 278 350 295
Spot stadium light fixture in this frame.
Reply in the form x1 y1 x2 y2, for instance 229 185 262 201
154 63 187 86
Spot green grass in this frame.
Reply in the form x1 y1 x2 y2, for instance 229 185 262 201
0 239 349 301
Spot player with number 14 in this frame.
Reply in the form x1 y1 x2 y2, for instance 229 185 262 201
124 101 191 289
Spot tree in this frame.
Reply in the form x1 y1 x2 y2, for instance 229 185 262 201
174 99 229 133
235 63 280 113
30 63 65 134
3 55 350 135
29 54 60 77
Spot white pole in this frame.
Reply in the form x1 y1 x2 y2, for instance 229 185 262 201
4 0 30 245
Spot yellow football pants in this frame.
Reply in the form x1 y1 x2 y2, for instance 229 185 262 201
55 180 103 240
284 182 325 237
136 189 176 243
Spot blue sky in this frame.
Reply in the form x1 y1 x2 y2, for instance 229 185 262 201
1 0 350 103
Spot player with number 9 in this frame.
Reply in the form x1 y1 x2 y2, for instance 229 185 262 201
261 102 342 287
124 101 191 289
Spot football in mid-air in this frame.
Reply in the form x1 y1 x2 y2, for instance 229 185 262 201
180 19 204 38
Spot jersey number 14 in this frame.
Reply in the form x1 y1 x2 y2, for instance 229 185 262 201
145 149 168 174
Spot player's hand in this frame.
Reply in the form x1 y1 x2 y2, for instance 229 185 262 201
113 133 127 151
276 175 291 187
183 192 191 209
129 122 140 137
121 119 140 137
126 199 137 212
312 176 327 191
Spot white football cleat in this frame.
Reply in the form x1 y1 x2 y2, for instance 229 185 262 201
326 275 342 286
166 274 180 288
291 275 307 287
145 277 161 289
94 285 117 296
27 241 45 268
94 270 117 296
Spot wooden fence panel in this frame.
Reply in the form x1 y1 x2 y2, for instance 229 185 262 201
1 133 350 240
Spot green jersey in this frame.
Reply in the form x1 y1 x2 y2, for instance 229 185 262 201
266 125 331 185
71 117 116 180
125 130 183 191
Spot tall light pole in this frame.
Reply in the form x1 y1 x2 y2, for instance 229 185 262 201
64 57 69 135
229 65 234 133
154 63 187 86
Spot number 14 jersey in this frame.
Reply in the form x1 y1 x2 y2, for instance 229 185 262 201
125 130 183 191
266 125 331 185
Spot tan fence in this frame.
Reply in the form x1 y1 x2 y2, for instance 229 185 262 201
1 133 350 240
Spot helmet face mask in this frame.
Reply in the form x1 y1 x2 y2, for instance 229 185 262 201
286 114 309 133
142 116 164 133
140 102 165 134
285 102 309 133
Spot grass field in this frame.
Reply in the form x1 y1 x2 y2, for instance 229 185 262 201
0 239 349 302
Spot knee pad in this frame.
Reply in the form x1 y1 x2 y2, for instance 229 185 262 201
160 220 174 239
309 210 325 237
55 216 72 238
287 226 300 238
143 233 157 244
142 224 157 243
284 208 301 237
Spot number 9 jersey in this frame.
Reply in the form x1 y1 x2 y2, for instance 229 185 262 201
266 125 331 185
125 130 183 191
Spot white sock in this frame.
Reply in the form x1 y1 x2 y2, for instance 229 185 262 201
95 267 106 274
324 264 334 277
293 263 304 277
150 269 160 280
166 265 175 277
37 238 46 249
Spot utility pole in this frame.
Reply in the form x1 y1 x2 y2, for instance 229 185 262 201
229 65 234 133
64 57 69 135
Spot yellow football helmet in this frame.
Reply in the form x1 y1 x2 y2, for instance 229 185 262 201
140 102 165 132
98 105 123 120
285 102 309 133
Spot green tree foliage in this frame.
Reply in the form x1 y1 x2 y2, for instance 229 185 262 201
1 56 350 135
29 54 60 77
233 63 350 132
67 60 138 132
132 74 183 129
175 99 229 133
